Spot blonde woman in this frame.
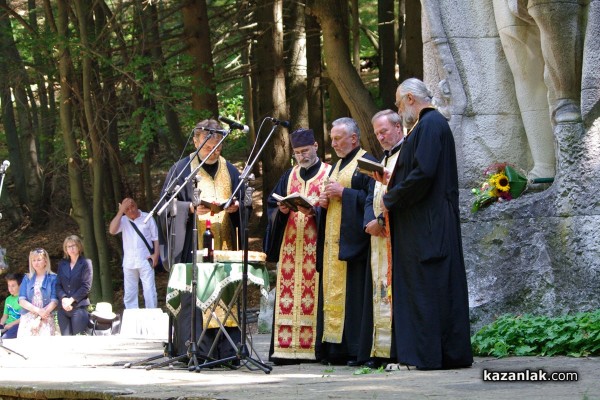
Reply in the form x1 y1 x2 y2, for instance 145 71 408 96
56 235 93 335
17 248 59 337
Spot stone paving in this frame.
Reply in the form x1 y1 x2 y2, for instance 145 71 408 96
0 334 599 399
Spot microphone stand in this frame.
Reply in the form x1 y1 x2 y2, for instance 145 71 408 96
0 336 27 360
197 120 281 373
0 162 7 221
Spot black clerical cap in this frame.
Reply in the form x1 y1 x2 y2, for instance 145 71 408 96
290 128 315 148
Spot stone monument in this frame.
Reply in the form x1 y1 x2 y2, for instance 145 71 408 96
421 0 600 332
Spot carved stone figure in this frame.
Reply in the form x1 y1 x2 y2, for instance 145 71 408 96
493 0 587 179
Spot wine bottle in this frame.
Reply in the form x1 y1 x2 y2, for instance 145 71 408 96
202 220 214 263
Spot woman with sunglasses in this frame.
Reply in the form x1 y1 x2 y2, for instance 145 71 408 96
17 248 59 337
56 235 93 335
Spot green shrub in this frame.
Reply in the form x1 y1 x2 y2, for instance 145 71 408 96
471 310 600 357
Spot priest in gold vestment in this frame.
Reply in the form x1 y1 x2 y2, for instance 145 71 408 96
359 110 404 368
263 128 330 364
318 118 377 366
159 118 242 361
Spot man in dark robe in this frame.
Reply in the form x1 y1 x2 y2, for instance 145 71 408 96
263 128 330 365
159 118 242 363
317 117 376 366
381 78 473 370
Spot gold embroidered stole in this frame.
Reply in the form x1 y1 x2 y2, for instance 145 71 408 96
322 149 366 343
369 150 400 357
272 162 331 359
191 155 237 328
191 155 235 251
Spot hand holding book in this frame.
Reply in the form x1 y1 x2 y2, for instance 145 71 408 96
272 192 314 213
357 157 391 184
356 157 384 177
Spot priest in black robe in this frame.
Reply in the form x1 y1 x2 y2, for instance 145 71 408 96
381 78 473 370
317 117 376 366
159 118 242 363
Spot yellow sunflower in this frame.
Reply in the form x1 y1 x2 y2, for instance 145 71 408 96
490 172 510 192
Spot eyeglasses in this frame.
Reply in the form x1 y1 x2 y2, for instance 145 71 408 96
31 248 46 254
195 132 223 143
67 244 78 249
293 149 312 158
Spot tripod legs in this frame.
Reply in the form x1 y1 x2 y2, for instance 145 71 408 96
0 338 27 360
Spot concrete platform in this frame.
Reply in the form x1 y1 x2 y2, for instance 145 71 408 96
1 334 599 399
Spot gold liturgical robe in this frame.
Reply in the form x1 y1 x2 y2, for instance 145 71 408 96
369 149 400 357
190 154 237 328
322 149 366 343
272 163 330 360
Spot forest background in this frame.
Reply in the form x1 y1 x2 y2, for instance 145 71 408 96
0 0 423 310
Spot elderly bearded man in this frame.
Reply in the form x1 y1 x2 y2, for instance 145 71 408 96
264 128 331 365
380 78 473 370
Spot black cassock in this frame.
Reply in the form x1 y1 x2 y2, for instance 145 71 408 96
159 156 242 361
317 147 376 363
383 108 473 369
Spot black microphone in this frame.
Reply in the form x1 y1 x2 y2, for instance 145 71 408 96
195 126 228 135
218 116 249 133
268 117 291 128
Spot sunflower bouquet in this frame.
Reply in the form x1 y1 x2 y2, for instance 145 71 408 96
471 163 527 212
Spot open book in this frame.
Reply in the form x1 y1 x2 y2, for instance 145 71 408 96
199 198 228 214
272 192 314 212
357 156 384 177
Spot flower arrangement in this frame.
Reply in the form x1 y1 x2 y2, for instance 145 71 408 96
471 163 527 212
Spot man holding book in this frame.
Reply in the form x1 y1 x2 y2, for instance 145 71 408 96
318 117 377 366
359 109 404 368
263 128 331 364
159 118 242 361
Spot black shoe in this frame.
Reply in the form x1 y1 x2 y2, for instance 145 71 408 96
364 359 383 369
346 359 362 367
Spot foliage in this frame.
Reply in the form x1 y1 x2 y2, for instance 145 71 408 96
352 365 386 375
471 311 600 358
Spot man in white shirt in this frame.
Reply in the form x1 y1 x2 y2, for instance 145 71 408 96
109 197 159 309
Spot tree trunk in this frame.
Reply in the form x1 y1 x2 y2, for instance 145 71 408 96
90 1 120 214
0 0 27 212
350 0 360 72
183 0 218 116
75 0 113 302
147 2 185 155
400 0 422 81
309 0 382 159
306 14 326 160
379 0 397 109
255 0 289 220
285 1 308 131
57 0 102 302
0 0 43 215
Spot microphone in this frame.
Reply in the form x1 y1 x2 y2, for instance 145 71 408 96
195 126 228 135
268 117 291 128
218 116 249 133
0 160 9 174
